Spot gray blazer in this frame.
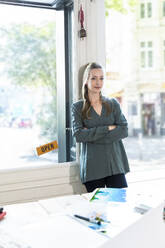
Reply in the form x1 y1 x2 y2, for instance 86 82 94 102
71 97 130 183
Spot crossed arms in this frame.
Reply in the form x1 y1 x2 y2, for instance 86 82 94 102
71 99 128 144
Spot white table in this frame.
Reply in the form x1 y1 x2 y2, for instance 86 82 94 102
0 185 164 248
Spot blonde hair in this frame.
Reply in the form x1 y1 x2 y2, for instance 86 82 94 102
81 62 111 119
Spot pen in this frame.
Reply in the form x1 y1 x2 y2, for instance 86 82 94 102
74 214 101 225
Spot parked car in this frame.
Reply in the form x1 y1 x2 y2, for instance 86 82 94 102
18 118 32 128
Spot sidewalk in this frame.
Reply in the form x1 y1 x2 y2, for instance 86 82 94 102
123 136 165 183
123 136 165 168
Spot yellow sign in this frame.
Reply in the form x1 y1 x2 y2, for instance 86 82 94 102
36 140 58 156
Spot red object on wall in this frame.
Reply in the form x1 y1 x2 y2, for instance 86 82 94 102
78 4 87 39
0 211 6 220
79 5 84 28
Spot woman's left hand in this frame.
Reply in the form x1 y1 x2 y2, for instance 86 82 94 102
108 125 116 131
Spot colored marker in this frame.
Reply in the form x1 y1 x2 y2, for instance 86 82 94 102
74 214 101 225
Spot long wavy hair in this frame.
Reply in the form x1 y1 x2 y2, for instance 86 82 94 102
81 62 111 119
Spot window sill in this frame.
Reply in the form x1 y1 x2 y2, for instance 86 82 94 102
0 161 86 205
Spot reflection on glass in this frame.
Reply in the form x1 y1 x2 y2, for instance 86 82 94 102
105 1 165 172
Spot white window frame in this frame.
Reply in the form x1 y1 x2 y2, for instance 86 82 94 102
140 41 153 69
140 1 152 19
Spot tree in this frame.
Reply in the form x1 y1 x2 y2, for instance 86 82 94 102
0 23 56 90
0 23 57 140
105 0 137 15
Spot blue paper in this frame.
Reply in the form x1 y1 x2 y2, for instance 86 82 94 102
90 188 127 203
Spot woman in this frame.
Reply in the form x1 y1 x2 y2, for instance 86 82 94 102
72 62 130 192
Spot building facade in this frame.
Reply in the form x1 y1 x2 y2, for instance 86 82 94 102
106 0 165 136
132 0 165 136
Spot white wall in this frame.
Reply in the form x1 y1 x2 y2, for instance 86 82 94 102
73 0 105 100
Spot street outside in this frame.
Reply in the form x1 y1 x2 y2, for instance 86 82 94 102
1 127 165 172
0 127 58 170
123 136 165 184
123 136 165 170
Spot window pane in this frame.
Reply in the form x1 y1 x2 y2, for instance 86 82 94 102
140 3 145 18
163 1 165 17
140 41 145 48
0 5 62 169
147 2 152 18
148 41 152 47
141 51 146 67
148 51 153 67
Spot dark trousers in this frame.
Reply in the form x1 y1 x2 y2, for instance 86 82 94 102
84 174 128 193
